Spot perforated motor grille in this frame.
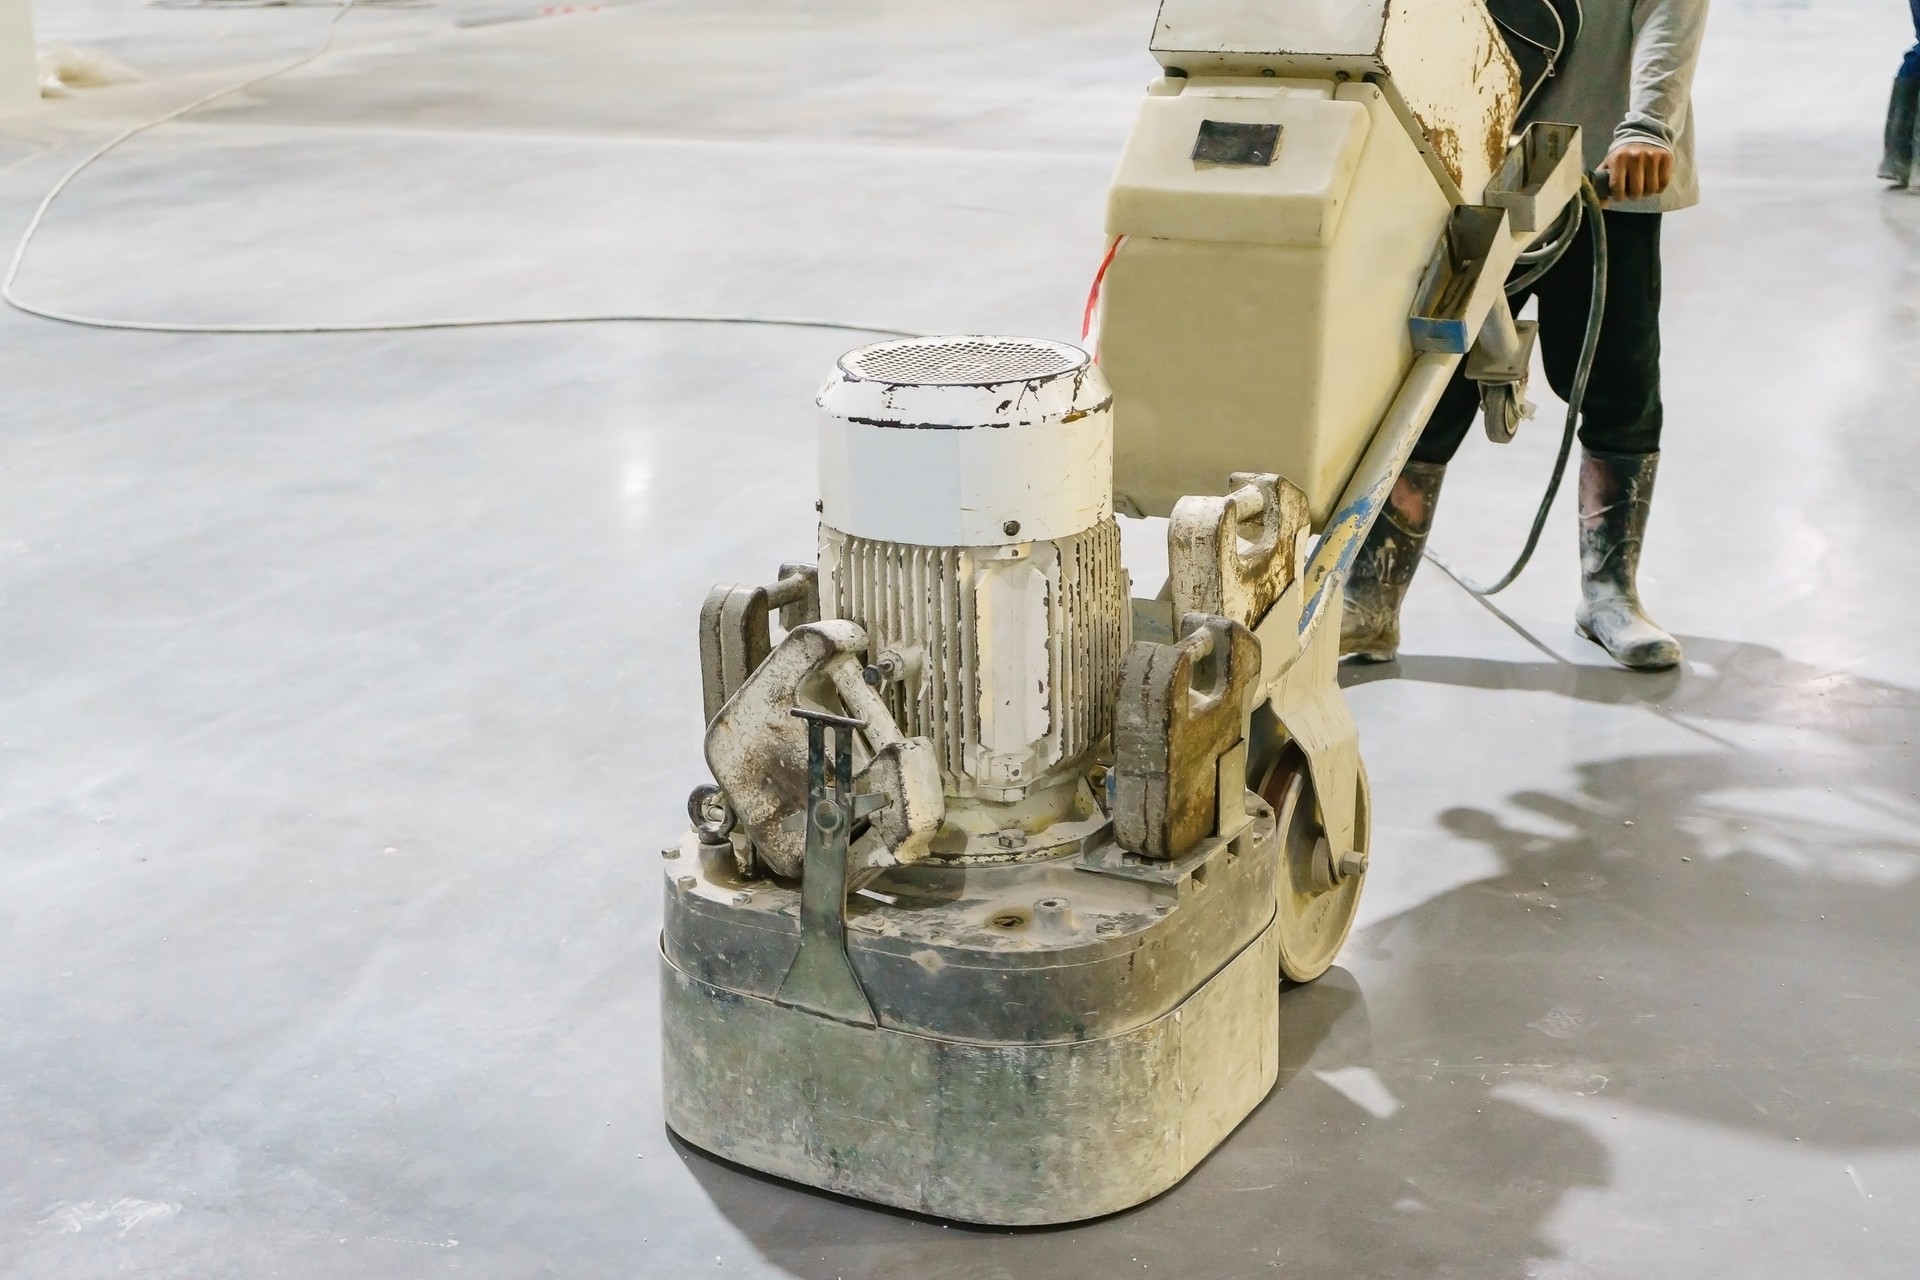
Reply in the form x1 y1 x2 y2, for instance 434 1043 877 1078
843 336 1086 387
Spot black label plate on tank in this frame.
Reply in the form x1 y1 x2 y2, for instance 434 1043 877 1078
1191 119 1282 166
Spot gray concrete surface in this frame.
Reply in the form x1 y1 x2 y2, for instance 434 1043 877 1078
2 1 1917 1277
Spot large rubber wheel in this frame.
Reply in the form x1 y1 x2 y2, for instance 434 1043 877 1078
1258 751 1369 983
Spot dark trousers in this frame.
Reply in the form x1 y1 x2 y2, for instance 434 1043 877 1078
1904 0 1920 79
1411 210 1664 465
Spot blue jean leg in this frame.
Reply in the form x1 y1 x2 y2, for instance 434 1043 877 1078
1904 0 1920 78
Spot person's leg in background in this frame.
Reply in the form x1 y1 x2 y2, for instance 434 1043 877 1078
1881 1 1920 186
1533 208 1682 670
1343 208 1682 671
1339 318 1514 663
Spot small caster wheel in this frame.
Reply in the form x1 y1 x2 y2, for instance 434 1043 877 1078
1480 381 1534 444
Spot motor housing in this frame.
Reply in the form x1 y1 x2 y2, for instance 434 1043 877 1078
816 336 1131 851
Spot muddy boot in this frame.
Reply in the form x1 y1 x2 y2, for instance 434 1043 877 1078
1575 449 1682 671
1340 461 1446 663
1879 76 1918 186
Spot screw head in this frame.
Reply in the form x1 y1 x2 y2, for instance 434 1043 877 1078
814 499 824 512
1003 519 1021 537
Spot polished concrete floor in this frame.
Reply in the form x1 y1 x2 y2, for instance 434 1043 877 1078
3 1 1918 1277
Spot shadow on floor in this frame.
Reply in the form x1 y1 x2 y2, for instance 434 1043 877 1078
1352 638 1920 1149
1350 633 1914 746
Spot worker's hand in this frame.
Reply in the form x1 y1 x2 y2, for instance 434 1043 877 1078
1598 141 1674 204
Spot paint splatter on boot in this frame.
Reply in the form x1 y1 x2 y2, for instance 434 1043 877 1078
1340 461 1446 663
1575 449 1682 671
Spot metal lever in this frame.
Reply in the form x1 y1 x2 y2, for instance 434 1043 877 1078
773 707 879 1027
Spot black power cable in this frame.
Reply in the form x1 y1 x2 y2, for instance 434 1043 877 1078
1424 172 1609 597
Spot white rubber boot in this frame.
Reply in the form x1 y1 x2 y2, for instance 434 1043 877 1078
1574 449 1682 671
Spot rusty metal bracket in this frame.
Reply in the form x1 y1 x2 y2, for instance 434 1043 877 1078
1112 613 1262 860
698 563 820 724
1409 204 1515 355
704 620 944 879
1168 472 1312 631
1484 121 1586 235
1079 796 1260 888
774 708 879 1028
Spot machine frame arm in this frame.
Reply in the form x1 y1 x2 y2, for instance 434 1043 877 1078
1295 122 1589 644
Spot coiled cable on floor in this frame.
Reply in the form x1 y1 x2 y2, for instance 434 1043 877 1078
1 0 919 340
1422 173 1609 597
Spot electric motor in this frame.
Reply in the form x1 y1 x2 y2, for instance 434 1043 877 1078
815 336 1130 852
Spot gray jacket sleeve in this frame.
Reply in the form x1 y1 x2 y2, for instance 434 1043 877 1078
1617 0 1711 150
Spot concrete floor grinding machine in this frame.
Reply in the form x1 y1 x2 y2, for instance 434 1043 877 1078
660 0 1593 1224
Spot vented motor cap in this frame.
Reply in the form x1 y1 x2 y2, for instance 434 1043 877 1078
816 335 1113 548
